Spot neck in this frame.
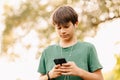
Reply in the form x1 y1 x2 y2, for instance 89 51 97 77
59 37 77 48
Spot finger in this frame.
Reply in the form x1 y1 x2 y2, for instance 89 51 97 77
62 63 70 67
55 71 62 75
60 66 70 69
60 65 73 69
54 64 61 69
61 72 71 75
54 68 65 73
60 68 71 73
62 62 73 66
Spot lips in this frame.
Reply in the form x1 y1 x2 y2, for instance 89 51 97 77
60 34 68 38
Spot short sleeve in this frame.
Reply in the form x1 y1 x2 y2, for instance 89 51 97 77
37 51 46 74
88 44 102 72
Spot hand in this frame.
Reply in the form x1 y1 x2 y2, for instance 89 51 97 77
49 64 62 79
60 61 81 76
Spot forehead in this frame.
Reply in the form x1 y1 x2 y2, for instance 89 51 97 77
55 21 72 27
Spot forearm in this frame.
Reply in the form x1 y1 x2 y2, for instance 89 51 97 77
77 68 104 80
39 74 48 80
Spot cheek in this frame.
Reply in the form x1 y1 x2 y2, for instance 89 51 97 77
69 28 74 33
69 29 75 35
55 29 60 35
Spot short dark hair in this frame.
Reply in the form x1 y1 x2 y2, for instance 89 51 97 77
52 6 78 26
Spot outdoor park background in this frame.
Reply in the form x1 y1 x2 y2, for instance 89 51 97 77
0 0 120 80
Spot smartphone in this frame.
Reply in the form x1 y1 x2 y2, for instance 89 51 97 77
54 58 67 65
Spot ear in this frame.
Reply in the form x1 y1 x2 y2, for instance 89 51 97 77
74 21 79 28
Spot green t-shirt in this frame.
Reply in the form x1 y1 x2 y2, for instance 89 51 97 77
38 41 102 80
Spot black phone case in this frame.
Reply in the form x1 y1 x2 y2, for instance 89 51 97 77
54 58 67 65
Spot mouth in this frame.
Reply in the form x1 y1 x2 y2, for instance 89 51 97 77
60 34 68 38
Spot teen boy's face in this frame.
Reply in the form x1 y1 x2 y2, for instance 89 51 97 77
55 21 77 41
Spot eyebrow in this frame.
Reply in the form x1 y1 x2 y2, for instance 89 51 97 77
56 22 70 27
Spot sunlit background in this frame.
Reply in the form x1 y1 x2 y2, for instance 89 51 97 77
0 0 120 80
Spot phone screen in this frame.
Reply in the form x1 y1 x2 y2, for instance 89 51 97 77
54 58 67 65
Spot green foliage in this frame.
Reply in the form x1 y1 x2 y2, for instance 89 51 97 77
104 54 120 80
113 54 120 80
1 0 120 59
103 71 114 80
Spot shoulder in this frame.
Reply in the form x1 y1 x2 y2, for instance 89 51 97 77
41 44 58 56
44 44 58 51
78 41 95 48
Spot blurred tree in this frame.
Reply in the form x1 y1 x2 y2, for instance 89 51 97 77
113 54 120 80
104 54 120 80
103 71 113 80
1 0 120 60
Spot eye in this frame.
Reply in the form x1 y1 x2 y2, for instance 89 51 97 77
57 27 61 30
64 25 69 28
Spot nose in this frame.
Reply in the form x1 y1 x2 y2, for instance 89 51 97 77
61 28 66 34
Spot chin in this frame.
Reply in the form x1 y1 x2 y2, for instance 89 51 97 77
62 38 70 41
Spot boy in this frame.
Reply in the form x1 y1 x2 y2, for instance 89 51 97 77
38 5 104 80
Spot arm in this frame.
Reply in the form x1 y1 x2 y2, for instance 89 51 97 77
77 67 104 80
39 74 48 80
61 62 104 80
39 65 62 80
